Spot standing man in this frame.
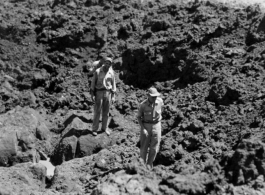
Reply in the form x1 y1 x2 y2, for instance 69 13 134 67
137 87 164 169
90 57 116 136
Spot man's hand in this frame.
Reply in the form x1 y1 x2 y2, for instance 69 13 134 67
90 90 95 102
142 129 148 136
111 96 115 103
91 95 95 102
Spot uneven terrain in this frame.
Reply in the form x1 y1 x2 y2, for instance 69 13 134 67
1 0 265 194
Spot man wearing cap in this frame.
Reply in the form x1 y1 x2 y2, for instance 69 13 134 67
137 87 164 168
90 57 116 136
87 55 107 77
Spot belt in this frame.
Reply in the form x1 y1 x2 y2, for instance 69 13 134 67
142 120 160 124
95 88 115 94
95 88 109 91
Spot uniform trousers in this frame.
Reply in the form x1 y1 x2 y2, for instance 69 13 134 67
140 121 161 167
92 90 111 132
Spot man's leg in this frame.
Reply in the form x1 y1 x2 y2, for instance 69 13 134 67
101 91 111 134
92 91 103 134
140 123 151 164
147 122 161 168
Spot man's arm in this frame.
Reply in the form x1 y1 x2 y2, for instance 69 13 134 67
111 73 116 100
137 105 145 130
161 99 164 114
88 61 97 76
137 116 145 130
90 71 97 100
158 98 164 121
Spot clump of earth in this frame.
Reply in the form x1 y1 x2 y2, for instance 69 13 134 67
1 0 265 194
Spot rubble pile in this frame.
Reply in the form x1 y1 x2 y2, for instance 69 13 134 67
0 0 265 194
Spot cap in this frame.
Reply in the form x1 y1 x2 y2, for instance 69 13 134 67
99 52 107 58
148 87 160 97
105 57 113 64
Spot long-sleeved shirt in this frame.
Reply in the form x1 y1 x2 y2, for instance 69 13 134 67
90 66 116 93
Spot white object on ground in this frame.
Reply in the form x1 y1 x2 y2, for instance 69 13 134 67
38 158 55 178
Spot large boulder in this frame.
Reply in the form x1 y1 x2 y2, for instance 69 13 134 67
0 130 17 166
51 135 78 165
223 139 265 185
160 172 217 195
0 106 48 166
63 110 93 127
77 133 111 157
92 169 159 195
51 111 118 165
156 127 186 166
246 11 265 45
36 122 50 140
51 112 91 165
91 158 160 195
51 149 122 194
51 156 93 194
207 75 242 105
0 162 47 194
62 117 91 138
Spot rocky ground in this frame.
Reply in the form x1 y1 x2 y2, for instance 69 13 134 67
1 0 265 194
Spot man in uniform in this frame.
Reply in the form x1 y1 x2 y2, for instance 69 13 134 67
90 57 116 136
137 87 164 168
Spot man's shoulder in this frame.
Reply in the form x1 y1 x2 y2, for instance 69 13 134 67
156 97 163 102
108 67 115 74
139 99 148 106
156 97 164 106
138 99 147 111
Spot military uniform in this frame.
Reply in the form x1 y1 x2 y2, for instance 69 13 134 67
137 94 163 167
